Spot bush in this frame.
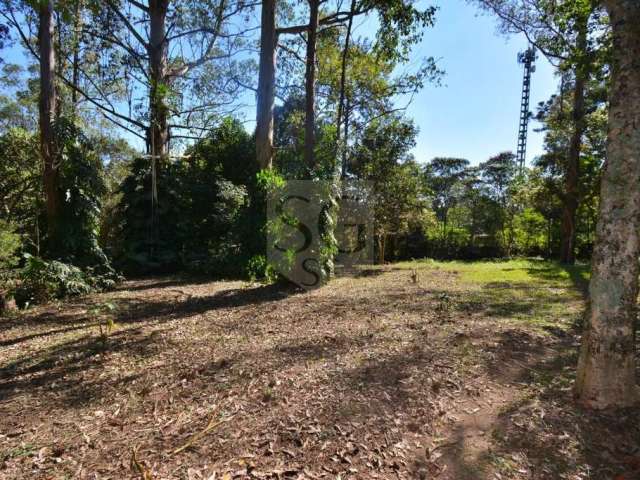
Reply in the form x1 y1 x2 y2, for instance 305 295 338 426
0 220 21 271
12 254 120 309
111 119 254 276
245 254 278 283
0 221 21 312
13 255 91 308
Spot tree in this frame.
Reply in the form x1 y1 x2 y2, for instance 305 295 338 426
470 0 607 264
256 0 276 170
0 128 41 252
575 0 640 409
37 0 59 247
534 67 608 259
424 157 469 247
303 0 320 169
480 152 519 254
350 115 423 263
254 0 437 173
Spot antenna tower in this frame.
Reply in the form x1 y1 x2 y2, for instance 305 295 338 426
516 46 536 170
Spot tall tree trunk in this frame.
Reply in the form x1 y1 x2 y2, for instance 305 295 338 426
342 97 351 173
304 0 319 170
575 0 640 409
256 0 277 170
71 0 84 110
337 0 356 177
560 23 589 265
148 0 170 161
378 234 385 264
38 0 59 245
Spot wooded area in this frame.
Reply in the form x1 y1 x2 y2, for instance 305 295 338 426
1 0 639 478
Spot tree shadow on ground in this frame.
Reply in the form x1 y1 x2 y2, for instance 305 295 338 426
0 326 168 405
486 334 640 480
113 282 302 326
0 322 100 347
423 281 581 327
0 282 301 335
116 276 214 292
524 260 590 297
0 282 302 408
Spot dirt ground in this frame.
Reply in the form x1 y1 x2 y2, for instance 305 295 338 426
1 262 639 480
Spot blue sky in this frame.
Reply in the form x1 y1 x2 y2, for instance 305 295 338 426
2 0 559 167
396 0 559 166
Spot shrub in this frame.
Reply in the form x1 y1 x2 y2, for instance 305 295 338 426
0 221 21 312
0 221 21 271
245 255 278 283
13 254 97 308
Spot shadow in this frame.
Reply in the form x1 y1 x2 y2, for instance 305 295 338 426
433 276 586 327
113 282 303 327
486 334 640 480
334 266 386 279
0 282 301 336
117 276 214 292
0 264 609 479
0 322 100 347
434 423 490 480
525 259 590 297
0 282 303 408
0 326 167 405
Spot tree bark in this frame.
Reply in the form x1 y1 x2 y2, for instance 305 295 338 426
337 0 356 177
38 0 59 244
575 0 640 409
304 0 319 170
148 0 170 161
342 97 351 173
71 0 84 109
256 0 277 170
560 23 588 265
378 234 385 264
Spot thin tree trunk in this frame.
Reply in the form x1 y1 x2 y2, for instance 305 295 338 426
342 97 351 172
337 0 356 177
256 0 277 170
304 0 319 170
560 22 589 265
378 234 385 264
38 0 59 246
575 0 640 409
148 0 170 161
71 0 84 109
547 218 552 258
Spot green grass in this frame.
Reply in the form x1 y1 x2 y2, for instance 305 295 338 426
403 258 589 288
445 259 588 289
399 258 590 330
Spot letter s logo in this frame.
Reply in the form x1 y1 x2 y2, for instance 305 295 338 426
274 195 313 254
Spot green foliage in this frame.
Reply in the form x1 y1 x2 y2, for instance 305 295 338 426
0 127 41 252
48 118 111 268
534 69 608 258
0 220 21 271
244 255 278 283
112 119 252 276
421 154 553 259
13 254 93 308
89 302 118 345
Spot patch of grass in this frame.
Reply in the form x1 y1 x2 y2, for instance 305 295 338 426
434 259 589 288
1 443 37 462
399 259 589 330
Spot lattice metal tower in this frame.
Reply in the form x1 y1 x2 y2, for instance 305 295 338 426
516 46 537 170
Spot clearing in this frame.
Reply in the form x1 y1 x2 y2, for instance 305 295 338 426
1 260 639 480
